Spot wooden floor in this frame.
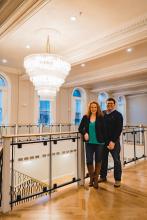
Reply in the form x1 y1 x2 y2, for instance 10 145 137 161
1 160 147 220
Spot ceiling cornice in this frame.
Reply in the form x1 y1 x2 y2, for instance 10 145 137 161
0 64 21 75
113 89 147 96
64 57 147 87
91 79 147 93
64 14 147 65
0 0 51 39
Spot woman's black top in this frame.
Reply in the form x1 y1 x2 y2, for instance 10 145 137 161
78 115 105 143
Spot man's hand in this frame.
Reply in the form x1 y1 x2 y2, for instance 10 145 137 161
84 133 89 141
107 141 115 150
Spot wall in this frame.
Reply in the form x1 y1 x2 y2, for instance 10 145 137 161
126 93 147 125
0 66 36 125
56 87 98 124
18 78 35 124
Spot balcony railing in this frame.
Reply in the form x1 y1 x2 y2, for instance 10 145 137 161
0 127 147 213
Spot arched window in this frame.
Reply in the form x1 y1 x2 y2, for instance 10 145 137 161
98 92 108 111
72 88 86 125
116 96 126 124
0 77 6 87
0 74 9 125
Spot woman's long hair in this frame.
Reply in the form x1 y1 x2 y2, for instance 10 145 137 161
86 101 103 118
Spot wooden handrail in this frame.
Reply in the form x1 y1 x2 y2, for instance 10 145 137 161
2 131 79 138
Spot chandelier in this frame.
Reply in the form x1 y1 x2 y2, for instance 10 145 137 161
24 37 71 99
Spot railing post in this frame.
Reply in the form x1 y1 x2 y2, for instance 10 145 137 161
139 124 143 145
77 134 85 186
144 130 147 158
2 137 11 213
120 133 124 167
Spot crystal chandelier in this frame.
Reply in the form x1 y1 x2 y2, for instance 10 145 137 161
24 37 71 99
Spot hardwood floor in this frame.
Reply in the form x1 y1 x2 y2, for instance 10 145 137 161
1 160 147 220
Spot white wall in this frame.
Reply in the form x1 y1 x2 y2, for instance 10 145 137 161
56 87 98 124
14 140 77 181
126 93 147 125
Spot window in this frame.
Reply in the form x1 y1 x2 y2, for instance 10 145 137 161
39 100 51 124
98 92 108 111
116 96 126 121
0 77 6 87
0 75 8 125
73 89 82 125
0 91 2 125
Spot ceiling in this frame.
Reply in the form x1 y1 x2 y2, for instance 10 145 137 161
0 0 147 96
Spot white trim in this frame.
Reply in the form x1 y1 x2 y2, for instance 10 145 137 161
0 0 52 39
64 14 147 64
64 57 147 87
71 88 87 124
0 64 21 75
115 95 126 125
92 79 147 93
0 72 11 124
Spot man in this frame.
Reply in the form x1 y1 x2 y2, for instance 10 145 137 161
99 98 123 187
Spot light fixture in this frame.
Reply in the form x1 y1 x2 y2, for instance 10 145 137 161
126 48 132 52
24 36 71 99
81 63 85 67
70 16 77 21
2 59 7 63
26 45 30 49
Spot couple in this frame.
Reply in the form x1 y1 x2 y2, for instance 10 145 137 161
78 98 123 189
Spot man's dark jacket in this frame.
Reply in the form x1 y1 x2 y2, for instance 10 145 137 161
103 110 123 145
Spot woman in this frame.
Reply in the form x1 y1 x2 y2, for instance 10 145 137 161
79 101 105 189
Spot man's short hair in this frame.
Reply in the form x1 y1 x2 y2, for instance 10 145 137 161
106 98 116 104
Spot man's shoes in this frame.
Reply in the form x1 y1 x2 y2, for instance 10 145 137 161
98 177 107 183
114 181 121 187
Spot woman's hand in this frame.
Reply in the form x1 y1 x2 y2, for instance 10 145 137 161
84 133 89 141
107 141 115 150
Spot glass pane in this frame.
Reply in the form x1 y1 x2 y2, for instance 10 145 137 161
73 89 81 97
75 99 81 125
117 96 125 117
0 76 6 87
98 92 108 111
39 100 50 124
0 91 2 125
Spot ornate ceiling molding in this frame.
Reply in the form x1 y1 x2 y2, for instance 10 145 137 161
64 14 147 64
0 0 51 39
91 79 147 93
113 88 147 96
0 64 21 74
64 57 147 87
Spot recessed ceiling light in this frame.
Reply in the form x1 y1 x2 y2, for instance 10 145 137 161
2 59 7 63
126 48 132 52
81 63 85 67
26 45 30 49
70 16 76 21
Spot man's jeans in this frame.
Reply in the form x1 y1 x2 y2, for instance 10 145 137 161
100 140 122 181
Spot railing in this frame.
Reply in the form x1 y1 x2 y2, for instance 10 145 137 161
0 124 146 143
122 129 146 165
0 148 3 207
1 128 147 213
123 125 145 145
107 128 147 170
13 170 50 205
1 131 85 213
0 124 78 143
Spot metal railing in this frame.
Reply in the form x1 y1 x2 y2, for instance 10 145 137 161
12 169 50 206
0 124 78 143
1 131 84 212
0 148 3 207
1 127 147 213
